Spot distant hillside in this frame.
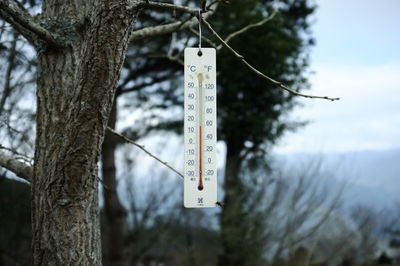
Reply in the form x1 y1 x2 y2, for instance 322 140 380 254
273 148 400 210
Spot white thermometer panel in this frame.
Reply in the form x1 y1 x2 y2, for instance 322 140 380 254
184 48 217 208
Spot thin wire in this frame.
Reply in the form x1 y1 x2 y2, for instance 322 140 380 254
198 9 202 52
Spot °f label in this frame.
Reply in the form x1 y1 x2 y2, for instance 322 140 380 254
184 48 217 208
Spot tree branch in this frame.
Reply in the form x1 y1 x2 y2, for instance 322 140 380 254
117 74 172 96
201 18 340 101
0 144 33 165
0 30 18 115
130 19 193 41
130 1 218 42
107 127 183 178
218 9 278 50
189 27 217 48
0 0 59 47
0 151 32 182
142 1 199 16
107 127 224 208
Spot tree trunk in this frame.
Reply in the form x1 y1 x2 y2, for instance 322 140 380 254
102 101 128 266
219 141 268 266
31 1 140 265
218 142 247 266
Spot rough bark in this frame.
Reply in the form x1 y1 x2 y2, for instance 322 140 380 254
31 1 141 265
218 142 247 266
102 101 128 266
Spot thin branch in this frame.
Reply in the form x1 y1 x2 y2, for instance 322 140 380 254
289 186 344 247
218 9 278 50
142 1 199 16
189 27 217 48
107 127 183 178
107 127 224 208
143 0 219 14
117 74 172 96
131 19 193 41
0 144 32 165
201 18 340 101
130 1 219 42
0 151 32 182
0 0 59 47
0 30 18 115
147 53 184 66
167 31 177 57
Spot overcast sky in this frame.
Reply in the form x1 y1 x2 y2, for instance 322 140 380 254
274 0 400 154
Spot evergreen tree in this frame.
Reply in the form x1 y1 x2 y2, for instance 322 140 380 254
210 1 316 265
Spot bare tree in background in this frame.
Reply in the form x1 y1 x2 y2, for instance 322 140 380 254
103 145 182 266
349 205 381 264
238 159 344 265
0 24 36 160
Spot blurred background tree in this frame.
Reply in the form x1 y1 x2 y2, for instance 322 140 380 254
209 1 316 265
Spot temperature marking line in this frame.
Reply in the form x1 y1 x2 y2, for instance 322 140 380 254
198 125 203 191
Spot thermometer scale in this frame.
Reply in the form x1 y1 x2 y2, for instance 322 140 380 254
184 48 217 208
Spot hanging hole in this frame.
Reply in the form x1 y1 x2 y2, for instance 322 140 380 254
198 50 203 57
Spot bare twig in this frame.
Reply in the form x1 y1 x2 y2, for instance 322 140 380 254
218 9 278 50
131 18 195 41
0 144 32 165
107 127 183 178
142 1 199 16
201 18 340 101
0 0 59 47
131 1 219 42
147 53 184 66
167 31 177 57
107 127 224 207
0 30 18 115
143 0 219 15
189 27 217 48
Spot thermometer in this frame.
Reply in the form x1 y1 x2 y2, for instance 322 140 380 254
184 48 217 208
